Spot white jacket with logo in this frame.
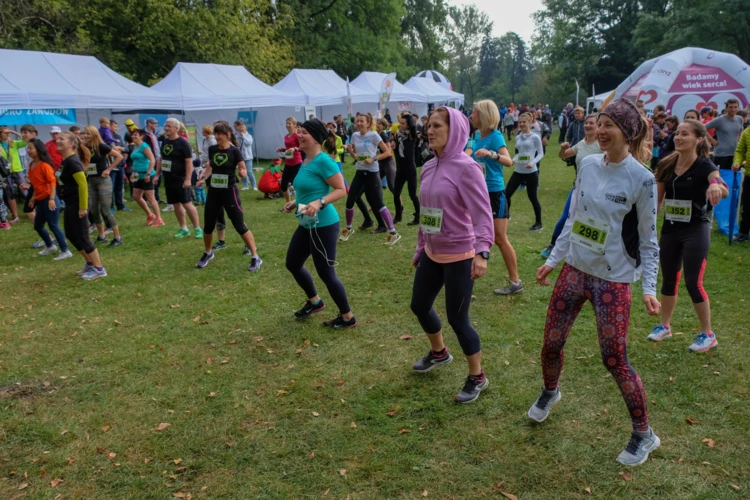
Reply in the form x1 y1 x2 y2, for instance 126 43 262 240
546 153 659 296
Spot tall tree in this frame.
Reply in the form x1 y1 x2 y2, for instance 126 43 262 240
444 5 493 103
400 0 449 77
496 32 530 103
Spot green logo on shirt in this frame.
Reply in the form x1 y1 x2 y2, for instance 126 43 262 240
163 144 173 156
213 152 228 167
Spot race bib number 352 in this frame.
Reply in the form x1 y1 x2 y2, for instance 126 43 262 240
571 215 609 254
664 199 691 222
420 207 443 235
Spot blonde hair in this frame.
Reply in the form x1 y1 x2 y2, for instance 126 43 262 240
83 125 104 152
60 131 91 165
286 117 297 127
202 125 214 135
573 106 585 114
472 99 500 130
99 116 110 126
376 118 389 130
630 115 652 165
179 123 188 137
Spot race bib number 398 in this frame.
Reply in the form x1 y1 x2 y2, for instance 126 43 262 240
420 207 443 235
571 215 609 254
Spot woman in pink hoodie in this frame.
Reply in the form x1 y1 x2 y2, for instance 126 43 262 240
410 106 495 404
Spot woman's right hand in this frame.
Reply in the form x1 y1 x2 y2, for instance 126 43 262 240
536 265 554 286
283 201 296 213
525 163 534 169
78 209 87 219
560 142 570 149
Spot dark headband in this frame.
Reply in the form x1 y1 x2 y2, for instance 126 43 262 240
301 119 329 145
599 98 643 142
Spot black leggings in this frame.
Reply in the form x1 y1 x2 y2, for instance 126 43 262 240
393 163 420 220
660 223 710 303
286 222 351 314
63 200 96 254
281 163 301 192
203 185 248 236
410 253 480 356
506 171 542 225
347 170 386 227
379 159 395 192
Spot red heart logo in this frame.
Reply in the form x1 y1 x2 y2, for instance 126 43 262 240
637 90 658 104
696 101 718 110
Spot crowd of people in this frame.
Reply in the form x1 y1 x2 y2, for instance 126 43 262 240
1 93 748 467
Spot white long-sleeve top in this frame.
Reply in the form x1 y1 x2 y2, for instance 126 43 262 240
545 153 659 296
512 132 544 173
237 132 254 161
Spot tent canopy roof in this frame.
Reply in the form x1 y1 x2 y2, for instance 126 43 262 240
152 63 305 110
351 72 428 103
273 69 370 106
404 77 464 103
0 49 180 110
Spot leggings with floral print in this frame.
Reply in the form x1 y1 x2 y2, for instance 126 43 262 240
541 263 649 432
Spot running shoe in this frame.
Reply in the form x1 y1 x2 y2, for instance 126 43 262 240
76 263 94 276
95 236 108 244
322 314 357 328
383 232 401 246
732 232 749 243
294 299 326 319
393 214 403 224
103 228 113 236
109 238 123 248
528 387 562 422
407 216 420 226
339 228 354 241
248 255 263 272
54 250 73 261
196 251 214 268
358 221 374 230
455 373 489 403
38 245 58 256
152 219 165 227
81 267 107 280
174 228 190 238
32 239 45 248
540 244 553 258
529 223 543 231
688 332 718 352
88 225 97 234
109 207 115 214
372 226 387 234
194 228 204 238
163 204 175 212
119 206 132 211
494 280 524 295
647 324 672 342
0 220 10 230
243 247 252 256
519 184 526 191
616 428 661 466
146 214 157 226
212 240 228 251
9 216 20 225
412 349 453 372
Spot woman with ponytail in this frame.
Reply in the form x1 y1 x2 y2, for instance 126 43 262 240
647 120 727 352
532 98 661 467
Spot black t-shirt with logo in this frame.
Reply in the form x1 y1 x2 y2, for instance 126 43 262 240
160 137 192 179
661 156 718 233
59 155 85 202
207 144 243 190
87 143 112 177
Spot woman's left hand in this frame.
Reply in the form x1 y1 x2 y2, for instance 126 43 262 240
303 200 322 216
238 167 247 179
706 184 723 206
365 157 375 165
642 294 661 316
78 209 87 219
101 169 111 178
48 198 56 210
475 148 490 158
470 254 487 280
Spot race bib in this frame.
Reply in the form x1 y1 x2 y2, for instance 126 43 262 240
55 170 63 185
87 164 97 176
211 174 229 189
518 155 531 163
420 207 443 235
664 199 691 222
477 161 487 178
571 214 609 254
284 149 294 159
161 160 172 172
357 154 370 162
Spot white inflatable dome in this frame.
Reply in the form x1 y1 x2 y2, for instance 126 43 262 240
415 70 453 91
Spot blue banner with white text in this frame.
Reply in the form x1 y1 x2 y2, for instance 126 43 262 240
0 108 77 125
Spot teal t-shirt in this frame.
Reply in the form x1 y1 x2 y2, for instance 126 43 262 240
471 130 507 192
293 152 341 229
131 143 151 175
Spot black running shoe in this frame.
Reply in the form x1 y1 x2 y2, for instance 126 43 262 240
371 226 387 234
407 216 420 226
455 373 489 403
108 237 123 248
358 220 374 230
212 240 228 251
96 236 108 244
294 300 326 319
529 223 543 231
322 314 357 328
412 349 454 372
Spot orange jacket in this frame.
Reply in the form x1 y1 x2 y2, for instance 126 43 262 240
27 161 57 200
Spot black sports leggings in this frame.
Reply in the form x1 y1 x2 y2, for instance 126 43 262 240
393 162 420 220
659 223 710 303
63 200 96 254
203 185 248 236
506 171 542 225
347 170 385 227
286 222 351 314
410 253 481 356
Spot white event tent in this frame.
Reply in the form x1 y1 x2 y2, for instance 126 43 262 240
351 72 430 117
273 69 373 120
404 77 464 107
150 63 305 158
0 49 180 137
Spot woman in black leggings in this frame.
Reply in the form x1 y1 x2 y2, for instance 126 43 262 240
392 114 420 225
194 122 261 271
283 119 356 328
506 113 544 230
648 120 727 352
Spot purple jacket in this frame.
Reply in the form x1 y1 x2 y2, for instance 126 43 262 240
99 126 117 146
414 107 494 261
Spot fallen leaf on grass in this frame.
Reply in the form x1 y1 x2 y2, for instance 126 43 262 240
10 494 26 500
339 469 347 477
504 360 510 366
399 334 412 340
101 425 111 432
619 471 633 481
386 409 398 417
144 458 151 464
18 482 29 490
312 412 320 417
67 457 75 465
584 486 592 495
107 452 116 460
155 423 171 431
702 438 715 448
399 429 411 434
193 316 200 322
206 358 213 365
685 417 695 425
500 492 518 500
730 484 740 491
350 422 357 428
50 478 63 487
422 490 428 497
337 380 345 387
208 392 217 398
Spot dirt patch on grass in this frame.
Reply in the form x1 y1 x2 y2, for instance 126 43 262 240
0 381 55 400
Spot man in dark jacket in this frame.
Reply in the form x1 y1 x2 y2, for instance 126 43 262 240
566 106 586 145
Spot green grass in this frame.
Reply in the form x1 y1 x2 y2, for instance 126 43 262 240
1 137 749 499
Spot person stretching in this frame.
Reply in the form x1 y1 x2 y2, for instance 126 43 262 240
410 107 494 404
648 120 727 352
283 119 356 328
129 129 163 227
506 113 544 231
532 98 660 467
392 114 420 225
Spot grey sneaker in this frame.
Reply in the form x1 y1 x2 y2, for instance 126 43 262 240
196 252 214 268
76 263 94 276
412 349 454 372
455 374 489 403
494 280 524 295
242 246 252 256
616 428 661 466
248 256 263 272
212 240 228 251
39 244 58 256
528 388 561 422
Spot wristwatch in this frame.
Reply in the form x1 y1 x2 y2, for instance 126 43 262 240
319 198 327 209
479 251 490 260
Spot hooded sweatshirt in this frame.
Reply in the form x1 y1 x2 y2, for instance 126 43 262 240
414 107 494 261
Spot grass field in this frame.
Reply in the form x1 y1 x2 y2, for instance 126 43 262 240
1 135 749 499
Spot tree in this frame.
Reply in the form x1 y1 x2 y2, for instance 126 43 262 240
444 5 493 103
400 0 449 77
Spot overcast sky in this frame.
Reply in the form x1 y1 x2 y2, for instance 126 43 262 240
446 0 545 45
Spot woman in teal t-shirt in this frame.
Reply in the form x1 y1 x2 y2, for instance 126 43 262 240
129 129 163 227
283 119 357 329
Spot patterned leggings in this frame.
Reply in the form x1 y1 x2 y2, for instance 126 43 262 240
541 263 649 431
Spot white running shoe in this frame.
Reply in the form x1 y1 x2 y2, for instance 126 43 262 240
54 250 74 261
528 388 562 423
339 228 354 241
39 245 58 256
647 324 672 342
383 232 401 246
616 428 661 466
